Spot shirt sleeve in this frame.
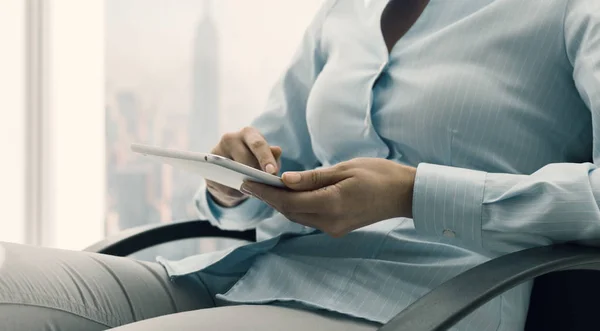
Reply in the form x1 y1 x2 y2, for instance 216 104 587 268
412 0 600 254
194 0 337 231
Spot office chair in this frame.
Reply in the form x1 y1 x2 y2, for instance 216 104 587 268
85 219 600 331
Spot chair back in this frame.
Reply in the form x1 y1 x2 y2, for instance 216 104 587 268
525 270 599 330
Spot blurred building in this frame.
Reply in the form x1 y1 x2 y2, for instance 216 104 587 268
105 91 161 235
104 0 232 257
162 112 200 222
190 0 220 153
113 166 160 229
116 92 137 133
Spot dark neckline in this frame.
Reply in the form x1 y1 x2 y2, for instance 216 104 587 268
380 0 431 55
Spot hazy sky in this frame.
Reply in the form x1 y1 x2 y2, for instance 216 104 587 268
106 0 324 133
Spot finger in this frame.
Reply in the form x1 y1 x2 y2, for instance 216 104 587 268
208 145 244 199
242 181 342 214
242 129 278 174
270 146 282 162
271 146 282 172
211 140 258 199
282 166 349 191
210 143 230 159
206 180 244 198
217 132 239 155
206 180 247 208
228 140 261 170
213 136 261 170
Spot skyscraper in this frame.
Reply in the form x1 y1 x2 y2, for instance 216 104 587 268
116 91 138 134
185 1 235 252
165 0 223 254
190 0 220 153
106 90 162 234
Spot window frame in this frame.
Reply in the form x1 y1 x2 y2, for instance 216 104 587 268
45 0 106 249
0 0 27 245
16 0 107 249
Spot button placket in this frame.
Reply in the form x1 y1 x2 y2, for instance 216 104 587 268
362 60 390 157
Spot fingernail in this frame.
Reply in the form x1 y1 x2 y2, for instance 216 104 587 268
240 183 254 196
265 164 276 174
283 172 301 184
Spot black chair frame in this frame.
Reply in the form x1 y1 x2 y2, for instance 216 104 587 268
85 219 600 331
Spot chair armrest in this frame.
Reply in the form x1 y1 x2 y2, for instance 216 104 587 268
83 219 256 256
379 243 600 331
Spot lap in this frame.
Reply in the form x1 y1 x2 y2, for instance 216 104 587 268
0 242 381 331
0 241 212 330
109 305 380 331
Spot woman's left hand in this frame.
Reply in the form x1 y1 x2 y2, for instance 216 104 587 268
240 158 417 237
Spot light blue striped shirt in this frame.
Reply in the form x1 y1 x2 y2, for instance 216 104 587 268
157 0 600 329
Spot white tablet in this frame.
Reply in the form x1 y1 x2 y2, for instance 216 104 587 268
131 143 285 190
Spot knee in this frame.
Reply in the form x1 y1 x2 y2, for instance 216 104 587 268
0 304 112 331
0 242 123 329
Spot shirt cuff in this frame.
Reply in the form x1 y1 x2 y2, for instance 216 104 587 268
412 163 487 249
194 180 269 231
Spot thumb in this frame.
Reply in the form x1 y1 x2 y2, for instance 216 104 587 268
282 167 346 191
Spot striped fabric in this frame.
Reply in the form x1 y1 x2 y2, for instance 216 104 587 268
157 0 600 330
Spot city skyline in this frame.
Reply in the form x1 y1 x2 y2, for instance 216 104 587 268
190 0 220 153
104 0 323 257
106 0 324 134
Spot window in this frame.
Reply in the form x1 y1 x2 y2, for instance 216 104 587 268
0 0 106 249
49 0 106 250
0 0 26 244
105 0 324 257
26 0 106 250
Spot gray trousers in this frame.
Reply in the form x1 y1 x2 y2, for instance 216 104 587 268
0 242 379 330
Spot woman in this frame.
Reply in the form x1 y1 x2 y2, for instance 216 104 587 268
1 0 598 330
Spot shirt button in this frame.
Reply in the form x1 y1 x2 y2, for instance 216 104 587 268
443 229 456 238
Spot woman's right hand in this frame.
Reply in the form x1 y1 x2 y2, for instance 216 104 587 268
206 127 282 207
